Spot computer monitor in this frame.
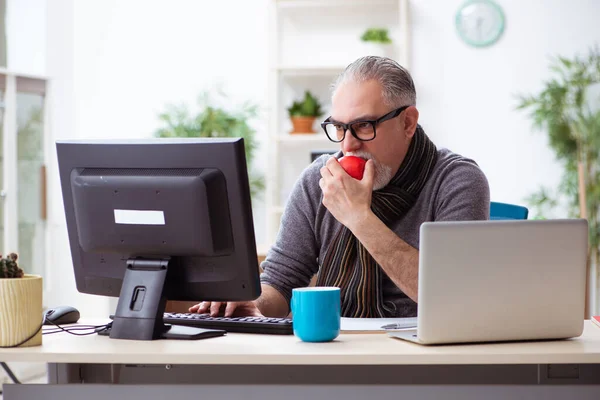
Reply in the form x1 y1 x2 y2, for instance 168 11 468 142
56 138 261 340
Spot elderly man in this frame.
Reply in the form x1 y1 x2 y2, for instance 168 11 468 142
190 56 490 318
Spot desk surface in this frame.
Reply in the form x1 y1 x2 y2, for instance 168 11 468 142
1 320 599 365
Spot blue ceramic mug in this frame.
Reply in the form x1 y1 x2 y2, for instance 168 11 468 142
291 287 341 342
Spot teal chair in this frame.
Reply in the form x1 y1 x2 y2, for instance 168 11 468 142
490 202 528 220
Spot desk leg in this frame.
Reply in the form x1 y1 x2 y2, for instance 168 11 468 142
48 363 123 384
47 363 81 384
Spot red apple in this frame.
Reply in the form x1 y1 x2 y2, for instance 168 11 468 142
338 155 366 180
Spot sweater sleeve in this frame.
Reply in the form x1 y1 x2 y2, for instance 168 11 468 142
259 159 323 309
434 157 490 222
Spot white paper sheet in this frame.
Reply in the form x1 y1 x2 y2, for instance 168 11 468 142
340 317 417 332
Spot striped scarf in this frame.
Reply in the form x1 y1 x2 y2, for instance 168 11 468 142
315 125 438 318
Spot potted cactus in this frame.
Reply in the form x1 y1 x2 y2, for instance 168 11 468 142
0 253 43 347
287 91 323 134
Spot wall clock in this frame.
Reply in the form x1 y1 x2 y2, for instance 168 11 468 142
455 0 505 47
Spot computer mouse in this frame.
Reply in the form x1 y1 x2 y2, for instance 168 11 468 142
43 306 81 325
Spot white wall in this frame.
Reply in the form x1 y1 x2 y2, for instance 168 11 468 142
70 0 269 248
6 0 46 74
46 0 270 316
411 0 600 313
43 0 600 316
411 0 600 212
45 0 112 316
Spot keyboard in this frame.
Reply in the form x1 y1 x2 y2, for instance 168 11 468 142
163 313 293 335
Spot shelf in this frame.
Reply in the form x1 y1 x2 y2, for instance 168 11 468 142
267 0 408 246
276 66 345 77
277 0 397 10
0 68 48 80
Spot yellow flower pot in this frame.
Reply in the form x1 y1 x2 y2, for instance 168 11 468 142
0 274 43 347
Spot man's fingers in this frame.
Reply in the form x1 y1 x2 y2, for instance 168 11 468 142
199 301 211 313
252 307 264 317
210 302 223 316
190 301 210 313
326 156 345 175
362 159 375 186
320 165 333 178
224 302 238 317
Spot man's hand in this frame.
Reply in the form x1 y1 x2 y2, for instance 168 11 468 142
188 301 263 317
319 157 375 231
189 285 290 318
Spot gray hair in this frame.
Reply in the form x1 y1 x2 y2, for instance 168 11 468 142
331 56 416 107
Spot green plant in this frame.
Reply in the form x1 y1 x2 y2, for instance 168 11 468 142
516 46 600 313
153 90 264 200
360 28 392 44
0 253 23 278
287 91 323 118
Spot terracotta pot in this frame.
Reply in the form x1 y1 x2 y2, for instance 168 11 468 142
290 116 317 134
0 274 43 347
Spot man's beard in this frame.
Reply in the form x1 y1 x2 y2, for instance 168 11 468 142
344 150 393 190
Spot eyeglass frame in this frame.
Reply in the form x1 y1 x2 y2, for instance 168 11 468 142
320 105 411 143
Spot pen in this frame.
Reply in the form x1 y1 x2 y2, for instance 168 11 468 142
380 323 417 330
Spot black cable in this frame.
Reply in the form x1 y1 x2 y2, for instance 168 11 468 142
0 318 44 391
43 329 99 336
0 319 110 393
0 318 109 392
0 318 44 349
42 319 110 336
42 324 107 332
43 327 105 336
1 362 21 384
42 324 106 335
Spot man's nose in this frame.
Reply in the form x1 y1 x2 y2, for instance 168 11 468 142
341 129 361 152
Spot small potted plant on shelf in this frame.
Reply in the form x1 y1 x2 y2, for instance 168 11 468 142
0 253 43 347
360 28 393 58
287 91 323 134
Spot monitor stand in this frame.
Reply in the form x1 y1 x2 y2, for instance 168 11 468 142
108 257 225 341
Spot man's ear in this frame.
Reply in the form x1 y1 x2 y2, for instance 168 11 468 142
403 106 419 138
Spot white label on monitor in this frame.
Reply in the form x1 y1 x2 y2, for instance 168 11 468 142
114 209 165 225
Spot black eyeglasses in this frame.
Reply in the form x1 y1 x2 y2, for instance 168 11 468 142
320 105 410 143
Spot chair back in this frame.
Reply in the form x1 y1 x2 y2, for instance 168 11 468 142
490 201 529 220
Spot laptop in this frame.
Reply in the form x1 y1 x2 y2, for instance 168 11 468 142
389 219 588 345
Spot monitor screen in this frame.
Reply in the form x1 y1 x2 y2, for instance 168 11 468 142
56 138 261 340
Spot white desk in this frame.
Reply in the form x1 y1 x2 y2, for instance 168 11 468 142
2 320 600 399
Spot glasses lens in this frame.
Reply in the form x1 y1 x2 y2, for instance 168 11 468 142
351 122 375 140
325 123 345 142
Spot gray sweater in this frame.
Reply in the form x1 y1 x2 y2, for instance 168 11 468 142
260 148 491 317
